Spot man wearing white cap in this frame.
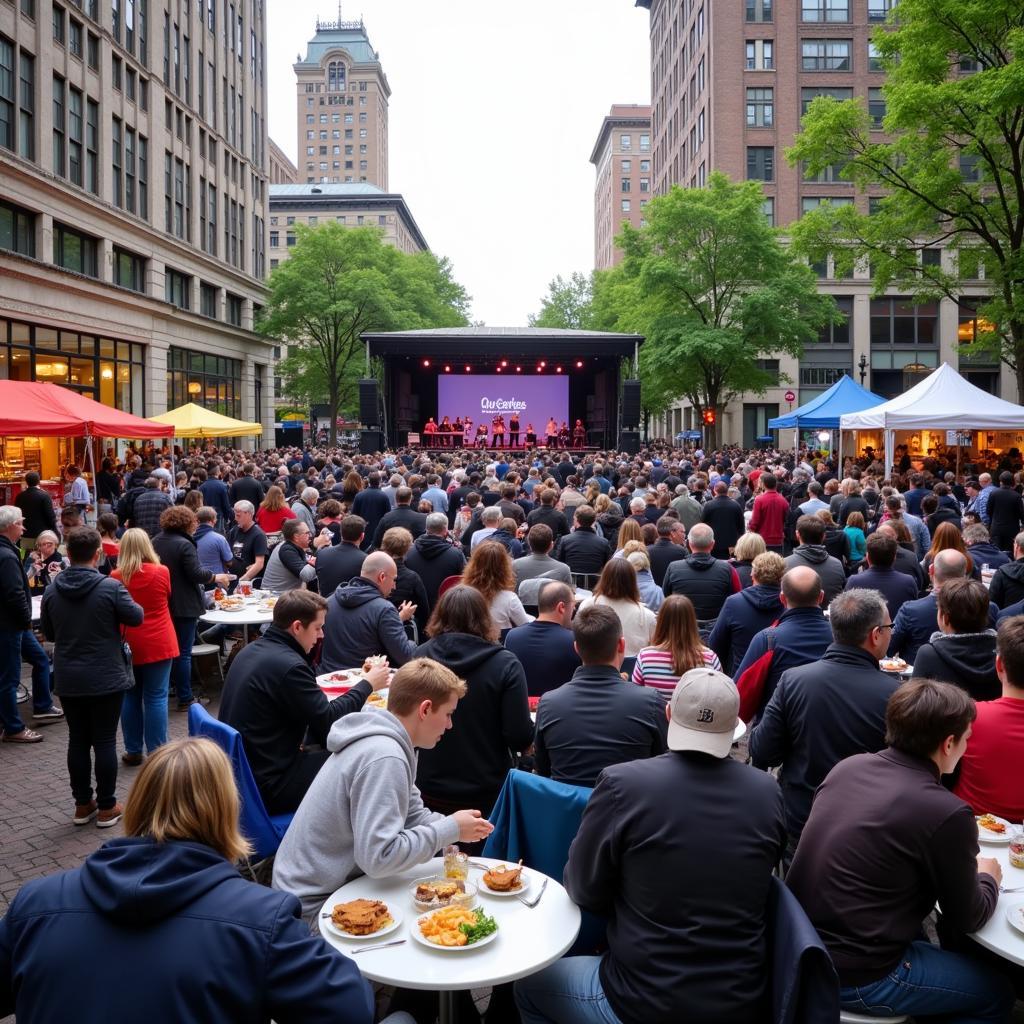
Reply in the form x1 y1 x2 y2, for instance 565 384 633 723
515 668 786 1024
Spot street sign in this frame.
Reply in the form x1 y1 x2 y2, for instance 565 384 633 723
784 390 796 403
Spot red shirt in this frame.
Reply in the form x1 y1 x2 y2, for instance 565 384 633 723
749 490 790 546
255 504 296 534
953 696 1024 821
111 562 179 665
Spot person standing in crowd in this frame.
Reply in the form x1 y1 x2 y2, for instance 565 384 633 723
504 580 580 697
646 515 688 587
15 472 57 554
985 471 1024 553
25 531 68 595
227 462 265 507
315 515 369 598
152 507 232 712
226 500 269 584
372 487 428 550
844 531 919 621
194 506 233 577
351 471 392 551
198 464 233 530
748 473 790 554
0 738 383 1024
788 680 1013 1023
111 529 178 766
41 527 144 827
728 531 766 589
132 477 174 538
63 465 92 519
95 458 123 519
700 481 745 559
662 523 741 622
517 668 785 1024
784 514 847 607
527 487 571 544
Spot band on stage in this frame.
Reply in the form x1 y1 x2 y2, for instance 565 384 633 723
421 414 587 449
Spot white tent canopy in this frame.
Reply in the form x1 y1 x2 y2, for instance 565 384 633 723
839 363 1024 472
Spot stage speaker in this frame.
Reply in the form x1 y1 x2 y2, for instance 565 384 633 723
618 430 641 455
359 379 380 426
622 380 642 428
586 394 595 416
587 428 605 448
359 429 384 454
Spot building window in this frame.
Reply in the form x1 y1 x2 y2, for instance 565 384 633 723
745 40 773 70
761 196 775 227
21 0 35 17
0 199 35 257
801 0 849 21
621 177 631 193
639 177 650 192
868 41 883 72
226 293 242 326
52 221 98 276
747 146 774 181
87 31 99 69
164 268 190 308
51 75 65 176
868 87 886 129
621 199 631 212
113 246 145 292
200 282 217 317
801 196 854 213
745 0 772 22
620 133 631 150
800 86 853 114
801 39 851 71
870 297 937 346
960 152 980 182
801 366 847 388
921 248 941 270
52 3 66 44
746 87 773 127
868 0 895 20
815 296 852 344
639 133 650 151
0 37 14 154
69 17 83 57
803 159 847 183
166 347 242 418
84 97 97 193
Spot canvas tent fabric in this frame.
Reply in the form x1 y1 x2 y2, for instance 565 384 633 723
768 375 884 430
149 402 262 438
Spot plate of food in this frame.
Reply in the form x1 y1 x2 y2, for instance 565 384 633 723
479 862 528 897
1005 903 1024 935
325 898 401 940
410 876 478 912
412 905 498 950
879 657 909 674
977 813 1012 843
217 597 246 612
365 689 388 710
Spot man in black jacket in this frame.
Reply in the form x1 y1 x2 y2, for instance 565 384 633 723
988 530 1024 610
504 581 580 698
662 523 741 621
314 515 367 598
985 471 1024 553
14 473 57 553
646 515 687 587
750 588 898 859
219 590 389 815
525 487 569 544
534 605 665 786
516 667 785 1024
554 505 611 581
370 487 427 550
788 680 1013 1022
227 463 264 507
700 481 745 558
404 513 465 613
844 531 918 621
351 471 392 551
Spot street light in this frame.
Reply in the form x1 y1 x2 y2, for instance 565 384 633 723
858 353 868 385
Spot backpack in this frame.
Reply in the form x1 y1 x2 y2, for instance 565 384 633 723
735 623 779 724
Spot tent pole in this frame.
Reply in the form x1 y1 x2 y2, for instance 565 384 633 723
170 439 177 501
85 435 98 523
838 429 843 474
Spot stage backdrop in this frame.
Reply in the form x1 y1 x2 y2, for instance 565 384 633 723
437 375 568 428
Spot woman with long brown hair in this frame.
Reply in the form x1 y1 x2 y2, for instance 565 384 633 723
632 594 722 701
577 558 656 656
923 521 978 579
254 485 296 535
462 539 531 630
613 517 644 556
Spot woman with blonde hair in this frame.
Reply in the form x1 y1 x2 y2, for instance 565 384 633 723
462 540 531 630
729 531 766 589
624 546 664 612
111 529 178 764
613 517 644 557
632 594 722 701
0 737 379 1023
255 484 296 534
577 558 656 656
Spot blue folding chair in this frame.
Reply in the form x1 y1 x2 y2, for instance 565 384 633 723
187 703 293 862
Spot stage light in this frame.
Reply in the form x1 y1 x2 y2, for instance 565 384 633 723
500 360 508 368
496 366 502 373
464 365 471 372
444 365 451 373
516 366 522 373
556 366 563 373
539 361 546 368
422 359 430 368
575 360 584 368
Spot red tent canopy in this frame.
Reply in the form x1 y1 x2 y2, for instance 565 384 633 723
0 381 167 438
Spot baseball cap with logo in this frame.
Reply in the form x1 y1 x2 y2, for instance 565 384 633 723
666 668 739 758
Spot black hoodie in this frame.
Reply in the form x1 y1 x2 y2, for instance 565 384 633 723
989 558 1024 611
912 630 1000 702
404 532 465 611
413 632 534 811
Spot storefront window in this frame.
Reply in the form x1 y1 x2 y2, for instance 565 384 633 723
166 346 242 418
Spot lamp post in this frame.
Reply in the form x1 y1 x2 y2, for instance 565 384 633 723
858 353 868 386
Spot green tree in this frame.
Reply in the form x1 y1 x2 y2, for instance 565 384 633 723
528 272 596 329
606 173 836 448
788 0 1024 395
258 224 470 443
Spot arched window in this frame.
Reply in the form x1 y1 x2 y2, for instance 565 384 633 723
327 61 346 92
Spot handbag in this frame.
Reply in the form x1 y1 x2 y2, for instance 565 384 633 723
120 625 133 677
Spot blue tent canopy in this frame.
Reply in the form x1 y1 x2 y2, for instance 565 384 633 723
768 375 884 430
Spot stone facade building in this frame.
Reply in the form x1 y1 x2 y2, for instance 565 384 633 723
268 137 297 185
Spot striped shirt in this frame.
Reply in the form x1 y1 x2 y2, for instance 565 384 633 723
631 645 722 700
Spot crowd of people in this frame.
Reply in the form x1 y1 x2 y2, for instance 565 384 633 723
3 435 1024 1023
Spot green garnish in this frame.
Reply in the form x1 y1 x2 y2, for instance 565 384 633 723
459 908 498 944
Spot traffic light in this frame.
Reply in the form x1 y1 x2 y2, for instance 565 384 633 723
702 409 716 425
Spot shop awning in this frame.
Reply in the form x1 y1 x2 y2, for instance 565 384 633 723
768 375 884 430
149 402 263 437
0 381 167 437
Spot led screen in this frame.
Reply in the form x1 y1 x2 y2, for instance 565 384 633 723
436 374 569 428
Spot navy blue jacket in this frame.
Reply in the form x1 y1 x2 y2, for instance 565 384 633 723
0 838 373 1024
890 592 999 664
708 583 783 676
967 541 1010 572
198 477 233 524
504 619 581 697
350 486 392 551
843 565 919 621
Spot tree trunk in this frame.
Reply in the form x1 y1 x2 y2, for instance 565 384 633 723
328 387 339 446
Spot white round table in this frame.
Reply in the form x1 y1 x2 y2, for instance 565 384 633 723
964 840 1024 966
319 856 581 1023
199 604 274 643
31 595 41 623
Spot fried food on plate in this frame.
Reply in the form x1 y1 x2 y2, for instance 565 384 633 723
331 898 392 935
482 861 524 892
978 813 1007 834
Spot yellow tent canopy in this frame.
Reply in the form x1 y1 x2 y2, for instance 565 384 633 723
149 402 263 438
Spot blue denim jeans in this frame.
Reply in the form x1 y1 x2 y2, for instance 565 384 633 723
22 630 53 713
515 956 623 1024
120 658 171 755
839 940 1015 1023
0 629 25 735
171 617 197 705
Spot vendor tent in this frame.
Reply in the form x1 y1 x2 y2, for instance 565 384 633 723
839 363 1024 472
768 375 884 430
149 402 263 438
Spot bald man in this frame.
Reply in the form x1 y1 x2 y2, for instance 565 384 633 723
320 551 418 671
734 566 834 723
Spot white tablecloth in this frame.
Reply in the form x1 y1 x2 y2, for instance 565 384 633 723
964 840 1024 967
199 606 274 627
318 856 581 992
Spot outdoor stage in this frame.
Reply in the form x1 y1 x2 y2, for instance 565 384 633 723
360 326 644 452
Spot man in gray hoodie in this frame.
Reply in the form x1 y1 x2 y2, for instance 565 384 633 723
272 657 494 923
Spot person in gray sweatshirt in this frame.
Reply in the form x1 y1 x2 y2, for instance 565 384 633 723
272 657 494 923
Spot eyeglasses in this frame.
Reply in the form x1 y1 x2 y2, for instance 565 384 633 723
876 622 894 631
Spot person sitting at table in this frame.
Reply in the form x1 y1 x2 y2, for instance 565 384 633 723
954 615 1024 822
26 531 68 594
260 519 330 595
272 657 494 924
476 423 489 448
534 604 665 788
453 417 464 444
576 558 656 658
787 679 1013 1023
516 668 785 1024
504 580 580 698
320 552 417 671
558 421 570 448
438 416 453 448
0 737 383 1024
194 507 232 578
219 590 388 816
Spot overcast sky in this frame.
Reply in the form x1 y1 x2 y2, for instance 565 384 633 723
266 0 651 326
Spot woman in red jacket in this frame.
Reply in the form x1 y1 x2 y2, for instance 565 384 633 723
255 485 296 536
112 529 179 766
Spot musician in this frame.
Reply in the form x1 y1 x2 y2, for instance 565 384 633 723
476 423 489 449
558 421 570 448
546 418 558 448
463 417 473 447
509 413 520 449
424 417 438 448
453 417 464 447
525 423 537 447
573 419 586 449
492 414 505 447
439 416 453 449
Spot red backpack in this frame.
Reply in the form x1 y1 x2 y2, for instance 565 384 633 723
735 624 778 724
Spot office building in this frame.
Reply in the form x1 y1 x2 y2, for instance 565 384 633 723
268 137 297 184
293 15 389 188
590 104 652 270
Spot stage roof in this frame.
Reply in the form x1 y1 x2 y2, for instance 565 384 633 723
363 327 644 360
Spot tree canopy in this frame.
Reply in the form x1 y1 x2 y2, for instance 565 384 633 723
528 272 597 330
258 224 470 442
788 0 1024 396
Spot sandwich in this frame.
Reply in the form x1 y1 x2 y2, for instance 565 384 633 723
331 898 392 935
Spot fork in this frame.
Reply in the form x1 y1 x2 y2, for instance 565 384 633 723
350 939 407 954
517 877 548 908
